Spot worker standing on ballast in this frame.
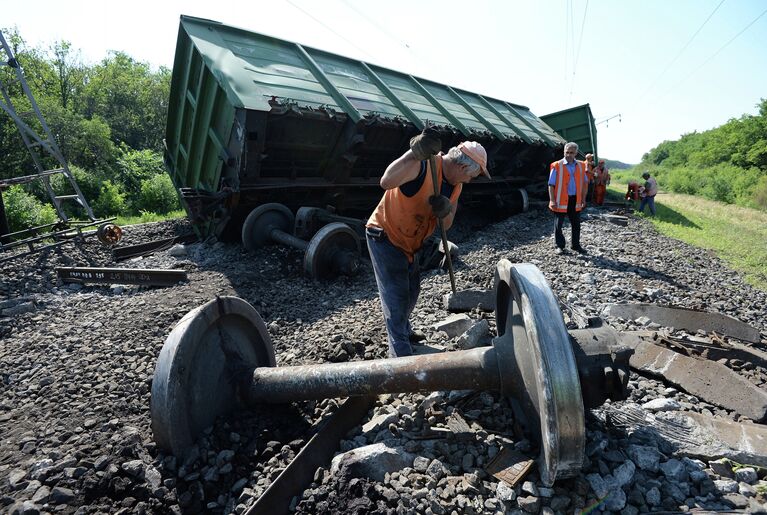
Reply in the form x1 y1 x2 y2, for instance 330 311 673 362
639 171 658 215
584 153 595 203
366 128 490 358
593 159 611 206
549 142 590 255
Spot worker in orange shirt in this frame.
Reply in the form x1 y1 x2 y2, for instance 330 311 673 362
593 159 611 206
366 128 490 357
584 153 595 203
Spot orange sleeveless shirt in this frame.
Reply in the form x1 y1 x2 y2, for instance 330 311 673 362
367 155 462 263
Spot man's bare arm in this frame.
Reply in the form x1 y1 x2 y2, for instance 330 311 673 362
548 185 556 209
380 150 422 190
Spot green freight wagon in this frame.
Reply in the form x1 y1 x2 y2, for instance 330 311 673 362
540 104 598 158
165 15 573 238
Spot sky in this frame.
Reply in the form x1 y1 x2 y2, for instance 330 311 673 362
4 0 767 163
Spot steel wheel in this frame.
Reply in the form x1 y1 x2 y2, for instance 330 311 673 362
493 260 585 486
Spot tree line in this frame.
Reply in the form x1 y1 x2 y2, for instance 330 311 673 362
1 29 179 233
629 99 767 211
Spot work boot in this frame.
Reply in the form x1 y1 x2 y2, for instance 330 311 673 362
556 247 569 255
409 329 427 344
572 246 588 255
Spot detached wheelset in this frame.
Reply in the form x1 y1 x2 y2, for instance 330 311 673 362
151 261 631 485
241 203 360 280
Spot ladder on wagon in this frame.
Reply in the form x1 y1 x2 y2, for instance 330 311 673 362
0 30 120 262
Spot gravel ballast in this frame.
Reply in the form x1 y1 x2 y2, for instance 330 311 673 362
1 208 766 514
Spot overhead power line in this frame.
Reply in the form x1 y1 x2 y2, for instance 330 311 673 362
569 0 590 102
654 6 767 102
634 0 726 106
340 0 412 52
284 0 377 61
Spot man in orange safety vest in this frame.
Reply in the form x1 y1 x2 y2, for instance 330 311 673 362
548 142 590 255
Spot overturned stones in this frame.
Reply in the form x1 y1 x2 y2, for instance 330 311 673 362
443 289 495 313
430 314 473 339
330 443 415 483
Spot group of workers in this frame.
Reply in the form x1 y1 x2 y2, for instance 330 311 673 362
626 172 658 215
364 131 653 358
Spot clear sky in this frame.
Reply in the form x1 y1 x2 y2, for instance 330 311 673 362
5 0 767 163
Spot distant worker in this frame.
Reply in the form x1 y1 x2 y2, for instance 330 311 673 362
626 181 640 204
549 142 590 255
366 128 490 357
593 159 611 206
584 153 595 203
639 171 658 215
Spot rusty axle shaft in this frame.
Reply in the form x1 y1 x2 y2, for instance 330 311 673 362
245 346 502 404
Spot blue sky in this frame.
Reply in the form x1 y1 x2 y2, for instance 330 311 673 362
5 0 767 163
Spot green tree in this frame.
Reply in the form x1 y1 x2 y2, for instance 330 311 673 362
92 180 126 217
753 174 767 210
81 52 170 151
115 146 165 210
634 98 767 211
38 97 118 173
50 40 86 110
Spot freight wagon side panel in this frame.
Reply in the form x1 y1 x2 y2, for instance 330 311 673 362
165 15 570 238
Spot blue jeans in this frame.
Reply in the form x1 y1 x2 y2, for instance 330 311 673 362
366 230 420 357
639 195 656 215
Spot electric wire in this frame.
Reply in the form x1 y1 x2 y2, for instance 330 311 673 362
634 0 726 106
284 0 378 61
564 0 570 81
338 0 437 78
339 0 412 51
569 0 590 102
653 6 767 103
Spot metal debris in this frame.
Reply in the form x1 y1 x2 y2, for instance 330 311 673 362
485 447 535 487
622 337 767 422
603 303 760 343
658 333 767 371
112 233 197 261
603 402 767 468
246 395 375 515
56 267 187 287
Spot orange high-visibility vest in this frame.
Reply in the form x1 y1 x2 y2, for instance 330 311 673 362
550 159 587 213
367 155 463 263
595 166 610 185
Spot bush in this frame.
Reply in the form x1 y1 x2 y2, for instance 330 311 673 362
116 147 166 211
2 185 57 234
664 166 699 195
138 174 179 214
753 175 767 211
92 180 127 217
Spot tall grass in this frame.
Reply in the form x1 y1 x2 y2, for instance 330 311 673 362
115 209 186 227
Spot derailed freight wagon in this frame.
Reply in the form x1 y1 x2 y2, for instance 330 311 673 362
164 15 578 240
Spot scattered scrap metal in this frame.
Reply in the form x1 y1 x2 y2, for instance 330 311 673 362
56 267 187 287
112 233 197 261
603 303 761 344
143 257 766 513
